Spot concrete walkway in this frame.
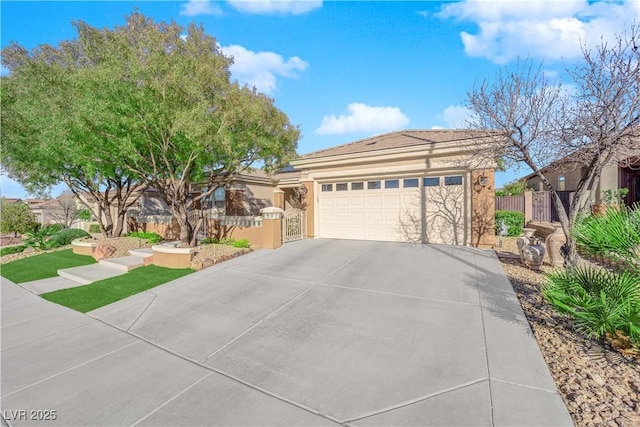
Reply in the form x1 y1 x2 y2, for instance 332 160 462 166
1 240 573 426
19 249 153 295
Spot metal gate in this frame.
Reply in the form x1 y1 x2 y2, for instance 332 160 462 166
282 209 306 243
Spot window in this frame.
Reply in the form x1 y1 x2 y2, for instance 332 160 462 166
558 175 566 191
403 178 419 188
351 182 364 190
423 177 440 187
368 181 381 190
445 176 463 186
321 184 333 192
385 179 399 189
336 183 348 191
213 187 226 211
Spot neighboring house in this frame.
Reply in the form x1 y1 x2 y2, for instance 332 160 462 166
29 194 83 226
524 151 640 206
291 130 499 248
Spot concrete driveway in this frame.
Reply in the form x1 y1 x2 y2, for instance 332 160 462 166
1 239 572 426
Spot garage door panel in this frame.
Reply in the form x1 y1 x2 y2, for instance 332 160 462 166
318 180 464 244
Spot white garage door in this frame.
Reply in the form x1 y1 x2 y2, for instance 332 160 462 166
318 176 465 244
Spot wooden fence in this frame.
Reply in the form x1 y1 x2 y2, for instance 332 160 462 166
495 191 574 223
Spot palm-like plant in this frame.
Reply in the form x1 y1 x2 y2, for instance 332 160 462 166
544 266 640 344
573 204 640 270
22 226 56 251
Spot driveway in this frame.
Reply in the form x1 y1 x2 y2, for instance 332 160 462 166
1 239 572 426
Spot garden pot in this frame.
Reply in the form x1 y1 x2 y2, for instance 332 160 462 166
545 226 566 268
591 203 607 216
516 228 536 264
523 238 546 271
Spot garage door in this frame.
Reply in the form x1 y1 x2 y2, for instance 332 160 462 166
318 176 465 244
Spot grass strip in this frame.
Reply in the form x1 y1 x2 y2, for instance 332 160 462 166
0 249 96 283
41 265 193 313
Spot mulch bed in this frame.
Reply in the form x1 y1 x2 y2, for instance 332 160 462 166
497 237 640 427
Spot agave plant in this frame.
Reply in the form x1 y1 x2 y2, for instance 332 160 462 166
22 226 56 251
543 266 640 345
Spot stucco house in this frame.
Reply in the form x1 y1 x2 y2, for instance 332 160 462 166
525 152 640 206
81 129 500 248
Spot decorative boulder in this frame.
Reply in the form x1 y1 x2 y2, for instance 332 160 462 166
93 243 117 261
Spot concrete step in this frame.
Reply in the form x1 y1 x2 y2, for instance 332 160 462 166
21 276 84 295
58 264 127 285
129 248 154 258
100 256 145 272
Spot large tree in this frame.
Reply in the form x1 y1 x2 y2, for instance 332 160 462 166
467 27 640 265
75 13 299 246
1 12 299 245
1 27 144 237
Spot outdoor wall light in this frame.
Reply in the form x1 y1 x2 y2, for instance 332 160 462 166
478 174 488 187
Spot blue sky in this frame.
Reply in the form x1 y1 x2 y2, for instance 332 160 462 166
2 0 639 198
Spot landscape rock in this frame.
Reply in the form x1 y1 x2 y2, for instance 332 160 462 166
92 243 117 261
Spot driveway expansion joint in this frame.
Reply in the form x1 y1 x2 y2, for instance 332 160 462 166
340 377 489 424
489 377 564 394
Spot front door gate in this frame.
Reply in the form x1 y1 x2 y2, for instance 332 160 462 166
282 209 306 243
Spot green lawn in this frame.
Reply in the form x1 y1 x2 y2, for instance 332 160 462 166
41 265 193 313
1 249 96 283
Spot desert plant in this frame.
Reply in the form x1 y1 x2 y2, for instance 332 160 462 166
0 200 38 236
543 266 640 345
22 226 57 251
127 231 162 244
47 228 90 248
201 237 219 244
77 209 92 221
495 210 525 236
233 238 250 248
219 237 236 245
573 205 640 270
89 224 101 233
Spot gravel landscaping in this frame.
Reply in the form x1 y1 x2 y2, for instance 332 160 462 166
497 236 640 427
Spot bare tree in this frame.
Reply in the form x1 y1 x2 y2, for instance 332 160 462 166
467 26 640 266
287 185 308 210
48 193 79 228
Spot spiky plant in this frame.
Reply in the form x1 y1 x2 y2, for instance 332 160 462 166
543 266 640 345
573 204 640 270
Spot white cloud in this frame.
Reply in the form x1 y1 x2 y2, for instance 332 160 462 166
220 44 308 94
316 103 410 135
436 105 475 128
437 0 639 64
180 0 222 17
227 0 322 15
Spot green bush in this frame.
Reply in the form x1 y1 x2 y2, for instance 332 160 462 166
89 224 101 233
23 227 57 251
43 224 64 233
573 205 640 269
127 231 162 243
1 245 27 256
233 238 250 248
219 237 235 245
47 228 91 248
202 236 219 244
78 209 92 221
495 210 524 236
543 266 640 345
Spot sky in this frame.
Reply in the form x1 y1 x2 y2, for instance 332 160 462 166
2 0 639 198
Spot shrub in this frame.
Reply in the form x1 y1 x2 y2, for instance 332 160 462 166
219 237 235 245
495 210 524 236
23 227 57 251
202 237 219 244
127 231 162 243
543 266 640 346
43 223 64 233
1 245 27 256
573 205 640 269
233 238 250 248
47 228 90 248
89 224 101 233
78 209 92 221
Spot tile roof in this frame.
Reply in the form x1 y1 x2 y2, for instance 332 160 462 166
297 129 502 160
